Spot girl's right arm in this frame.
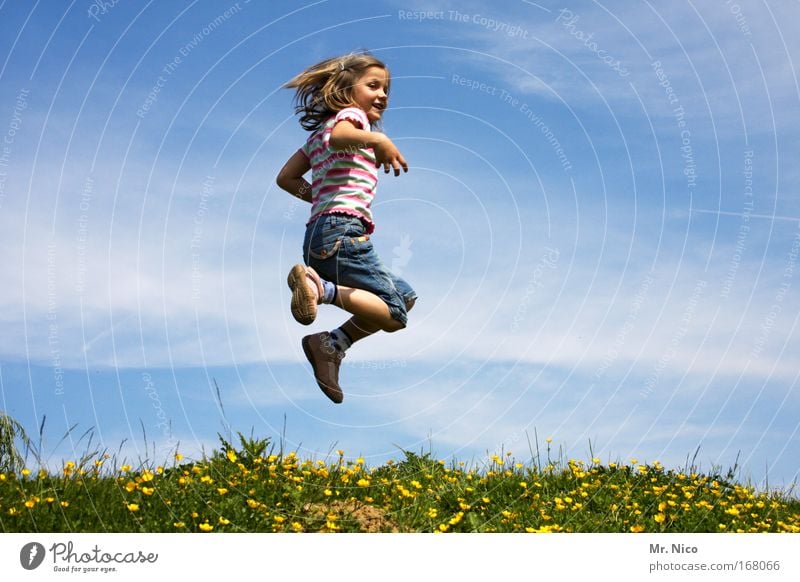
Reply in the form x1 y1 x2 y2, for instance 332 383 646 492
276 149 312 202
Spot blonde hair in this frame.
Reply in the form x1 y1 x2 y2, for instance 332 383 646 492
285 52 390 131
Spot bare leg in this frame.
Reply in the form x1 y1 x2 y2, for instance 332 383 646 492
334 286 404 332
337 296 416 344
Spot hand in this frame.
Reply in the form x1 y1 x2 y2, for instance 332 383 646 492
373 134 408 176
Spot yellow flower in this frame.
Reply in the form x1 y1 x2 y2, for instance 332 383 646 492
718 524 727 530
226 450 237 463
218 517 230 525
545 437 553 443
140 470 154 482
174 453 184 461
654 513 666 523
438 523 449 532
0 473 5 481
630 525 645 533
324 489 333 497
173 521 185 529
126 503 139 512
357 479 370 487
125 481 138 492
120 465 132 472
273 516 286 524
24 500 36 508
141 487 155 496
198 523 213 532
21 468 31 476
200 475 214 484
291 522 303 532
60 501 69 508
725 507 740 516
217 488 229 495
428 508 438 519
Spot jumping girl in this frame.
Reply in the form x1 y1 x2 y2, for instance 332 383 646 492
276 52 416 404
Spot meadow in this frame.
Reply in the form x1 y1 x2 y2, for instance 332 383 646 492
2 429 799 533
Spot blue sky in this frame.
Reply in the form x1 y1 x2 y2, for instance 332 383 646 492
1 0 798 488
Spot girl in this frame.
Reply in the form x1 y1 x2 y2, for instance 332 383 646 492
276 53 417 404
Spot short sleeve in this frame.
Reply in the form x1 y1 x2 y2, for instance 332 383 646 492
334 107 370 131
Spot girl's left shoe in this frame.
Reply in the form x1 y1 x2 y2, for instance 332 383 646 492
287 264 323 325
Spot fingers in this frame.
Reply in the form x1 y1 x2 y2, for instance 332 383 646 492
382 155 409 176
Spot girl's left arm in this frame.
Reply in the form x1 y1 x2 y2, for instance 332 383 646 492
276 149 312 202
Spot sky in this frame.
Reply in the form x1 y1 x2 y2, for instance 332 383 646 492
0 0 798 490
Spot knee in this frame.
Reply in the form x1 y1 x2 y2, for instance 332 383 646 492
382 318 405 333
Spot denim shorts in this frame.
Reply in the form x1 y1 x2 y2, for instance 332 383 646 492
303 213 417 327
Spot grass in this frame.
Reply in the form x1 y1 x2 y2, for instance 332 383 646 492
1 432 799 533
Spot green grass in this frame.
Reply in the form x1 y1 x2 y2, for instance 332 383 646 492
2 433 799 533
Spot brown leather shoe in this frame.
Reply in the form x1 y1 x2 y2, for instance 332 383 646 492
287 264 323 325
302 332 345 404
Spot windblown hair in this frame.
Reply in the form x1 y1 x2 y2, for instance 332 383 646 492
285 52 390 131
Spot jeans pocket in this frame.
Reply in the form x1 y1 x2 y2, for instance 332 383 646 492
304 222 346 261
308 236 342 260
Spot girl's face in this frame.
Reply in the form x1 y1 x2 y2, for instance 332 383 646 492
351 66 389 123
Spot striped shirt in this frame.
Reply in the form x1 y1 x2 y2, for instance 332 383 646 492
301 107 378 233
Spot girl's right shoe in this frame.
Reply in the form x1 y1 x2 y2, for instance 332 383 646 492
287 264 323 325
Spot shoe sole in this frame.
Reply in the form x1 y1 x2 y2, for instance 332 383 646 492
287 264 317 325
302 335 344 404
